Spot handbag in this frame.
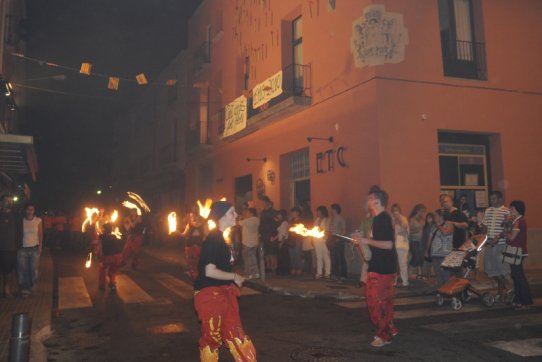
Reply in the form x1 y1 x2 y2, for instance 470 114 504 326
501 245 523 265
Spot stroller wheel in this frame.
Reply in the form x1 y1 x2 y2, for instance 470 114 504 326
482 292 495 307
451 297 463 311
461 290 472 302
436 294 444 307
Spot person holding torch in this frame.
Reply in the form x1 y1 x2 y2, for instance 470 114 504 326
193 201 256 361
353 187 398 348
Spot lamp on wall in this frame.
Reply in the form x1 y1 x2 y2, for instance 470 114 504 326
307 136 334 143
246 157 267 163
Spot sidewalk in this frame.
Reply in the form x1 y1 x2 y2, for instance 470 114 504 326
0 249 54 362
144 243 542 301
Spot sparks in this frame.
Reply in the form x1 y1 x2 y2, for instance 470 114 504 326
289 223 325 238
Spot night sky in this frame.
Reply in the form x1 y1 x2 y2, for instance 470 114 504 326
20 0 200 212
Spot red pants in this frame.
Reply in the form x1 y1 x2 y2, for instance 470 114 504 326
123 235 143 268
194 285 256 361
99 254 123 288
366 272 397 341
185 245 201 280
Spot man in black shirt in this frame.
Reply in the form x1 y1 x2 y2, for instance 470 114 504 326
356 187 397 347
0 195 22 297
441 195 469 249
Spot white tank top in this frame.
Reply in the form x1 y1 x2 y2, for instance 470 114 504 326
23 217 42 247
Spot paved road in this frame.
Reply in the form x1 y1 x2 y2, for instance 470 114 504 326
45 249 542 361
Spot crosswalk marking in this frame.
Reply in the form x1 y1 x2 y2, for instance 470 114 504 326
422 313 542 334
58 277 93 310
488 338 542 357
116 274 155 304
153 273 194 300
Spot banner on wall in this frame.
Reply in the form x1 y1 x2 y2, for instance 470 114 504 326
252 70 283 109
223 95 247 137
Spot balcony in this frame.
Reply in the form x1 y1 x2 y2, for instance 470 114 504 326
219 63 312 141
441 39 487 80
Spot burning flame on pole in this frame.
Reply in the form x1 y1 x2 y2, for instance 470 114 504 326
112 227 123 240
197 198 213 219
85 252 92 268
289 223 326 238
168 212 177 234
110 210 119 223
82 207 99 232
127 192 151 213
122 201 142 216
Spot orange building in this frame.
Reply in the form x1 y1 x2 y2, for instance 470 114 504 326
182 0 542 266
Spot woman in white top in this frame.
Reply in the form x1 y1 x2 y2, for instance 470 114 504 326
391 204 410 287
314 206 331 279
17 202 43 296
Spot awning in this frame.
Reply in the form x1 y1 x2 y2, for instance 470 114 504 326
0 133 38 182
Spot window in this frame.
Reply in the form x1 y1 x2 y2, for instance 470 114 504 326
291 148 310 207
292 17 303 92
199 86 211 144
235 175 253 209
438 0 486 80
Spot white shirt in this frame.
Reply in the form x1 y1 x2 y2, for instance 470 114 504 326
22 217 42 247
239 216 260 248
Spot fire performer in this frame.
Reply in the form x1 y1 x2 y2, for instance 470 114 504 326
98 223 124 291
353 187 398 348
182 204 206 280
194 201 256 361
122 209 144 270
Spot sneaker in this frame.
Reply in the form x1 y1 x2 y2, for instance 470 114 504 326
370 336 391 347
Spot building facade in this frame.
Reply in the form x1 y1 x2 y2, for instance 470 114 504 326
182 0 541 265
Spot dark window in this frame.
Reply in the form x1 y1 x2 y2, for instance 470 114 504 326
438 0 486 80
292 16 303 93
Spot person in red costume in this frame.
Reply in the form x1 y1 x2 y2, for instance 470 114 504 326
193 201 256 361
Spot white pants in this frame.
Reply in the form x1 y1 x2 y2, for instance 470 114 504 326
314 240 331 277
396 248 409 286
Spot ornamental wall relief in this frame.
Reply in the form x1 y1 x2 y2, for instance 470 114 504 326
350 4 408 68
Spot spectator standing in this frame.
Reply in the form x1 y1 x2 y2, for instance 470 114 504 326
300 204 314 276
391 204 409 287
408 204 426 280
193 201 256 361
329 203 347 281
458 193 471 218
313 206 331 279
239 208 260 279
441 194 469 249
428 210 453 287
421 212 435 278
356 187 398 348
122 209 144 270
0 195 22 297
275 210 290 275
506 200 533 310
17 203 43 296
259 197 278 273
482 191 511 298
98 223 124 291
356 202 373 287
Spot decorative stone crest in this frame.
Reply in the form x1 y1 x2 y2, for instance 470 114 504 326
350 4 408 68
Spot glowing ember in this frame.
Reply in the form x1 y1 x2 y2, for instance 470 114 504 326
127 192 151 213
289 223 325 238
198 198 213 219
110 210 119 223
85 252 92 268
168 212 177 234
122 201 142 216
82 207 99 232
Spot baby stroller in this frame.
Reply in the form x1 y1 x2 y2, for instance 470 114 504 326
435 234 496 310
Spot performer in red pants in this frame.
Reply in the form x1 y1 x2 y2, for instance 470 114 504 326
99 224 124 291
194 201 256 361
122 210 144 270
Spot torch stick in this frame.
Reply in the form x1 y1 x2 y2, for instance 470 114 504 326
326 232 369 262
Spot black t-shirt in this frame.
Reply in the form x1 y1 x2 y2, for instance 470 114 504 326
0 211 22 251
449 209 468 249
100 234 124 256
368 212 397 275
194 230 234 291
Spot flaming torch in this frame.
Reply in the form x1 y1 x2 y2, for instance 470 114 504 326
85 252 92 268
122 201 142 216
110 210 119 223
127 192 151 213
168 212 177 234
82 207 99 232
289 223 357 242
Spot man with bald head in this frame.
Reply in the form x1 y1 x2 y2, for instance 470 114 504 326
440 194 469 249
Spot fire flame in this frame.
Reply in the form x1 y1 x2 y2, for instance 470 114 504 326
122 201 142 216
85 252 92 268
82 207 99 232
168 212 177 234
289 223 325 238
112 226 123 240
207 219 217 230
197 198 213 219
110 210 119 223
127 192 151 213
